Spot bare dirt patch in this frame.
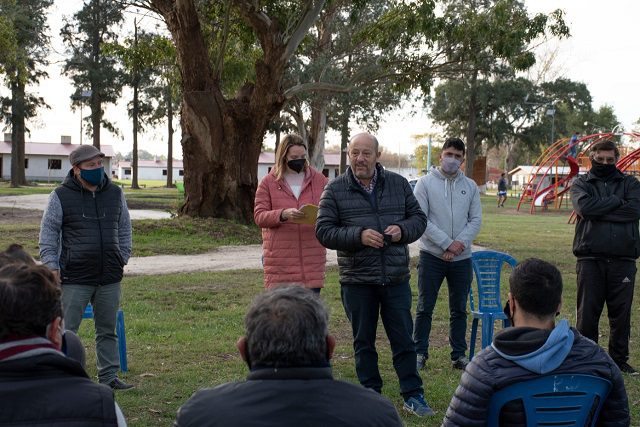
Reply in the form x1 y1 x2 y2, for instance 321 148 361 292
0 207 42 225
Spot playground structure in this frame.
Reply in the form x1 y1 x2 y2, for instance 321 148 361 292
517 132 640 215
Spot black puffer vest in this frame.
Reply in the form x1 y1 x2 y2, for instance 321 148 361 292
56 171 125 286
316 164 427 285
0 352 117 426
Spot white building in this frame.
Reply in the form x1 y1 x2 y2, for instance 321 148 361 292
257 152 341 181
0 135 114 182
115 159 184 181
509 165 577 190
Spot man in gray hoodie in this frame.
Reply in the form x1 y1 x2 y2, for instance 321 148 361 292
412 137 482 370
442 258 629 426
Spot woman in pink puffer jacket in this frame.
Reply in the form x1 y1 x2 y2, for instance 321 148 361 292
254 134 328 291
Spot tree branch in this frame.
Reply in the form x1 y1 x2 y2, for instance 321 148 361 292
284 81 351 99
283 0 326 61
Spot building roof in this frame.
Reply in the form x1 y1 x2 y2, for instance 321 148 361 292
258 151 341 166
0 141 115 158
117 159 184 169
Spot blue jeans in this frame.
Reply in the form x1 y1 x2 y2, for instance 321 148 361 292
61 283 121 383
414 251 472 361
341 281 423 399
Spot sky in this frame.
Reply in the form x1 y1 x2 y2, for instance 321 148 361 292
19 0 640 158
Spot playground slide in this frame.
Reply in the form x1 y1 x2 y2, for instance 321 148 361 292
533 156 580 207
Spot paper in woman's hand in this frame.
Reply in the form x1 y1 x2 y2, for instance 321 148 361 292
290 204 319 224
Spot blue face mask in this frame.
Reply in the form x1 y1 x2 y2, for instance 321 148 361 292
80 167 104 186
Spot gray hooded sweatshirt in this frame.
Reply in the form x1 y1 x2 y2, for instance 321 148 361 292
414 166 482 261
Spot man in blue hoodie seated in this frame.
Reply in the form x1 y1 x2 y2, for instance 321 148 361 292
442 258 629 426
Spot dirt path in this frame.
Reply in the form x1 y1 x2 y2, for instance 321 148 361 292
0 194 481 276
0 194 171 220
124 242 424 276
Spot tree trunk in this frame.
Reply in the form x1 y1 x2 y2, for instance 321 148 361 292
465 69 479 180
90 3 102 149
339 110 350 174
308 101 327 171
291 100 308 142
131 83 140 189
506 140 520 173
165 83 174 188
131 20 140 190
153 0 289 222
10 78 27 187
151 0 322 221
90 85 101 149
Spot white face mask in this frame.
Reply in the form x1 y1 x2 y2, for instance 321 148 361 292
441 157 462 174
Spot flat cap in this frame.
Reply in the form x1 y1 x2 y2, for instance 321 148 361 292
70 145 104 166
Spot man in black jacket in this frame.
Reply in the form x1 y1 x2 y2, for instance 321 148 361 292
443 258 629 426
39 145 133 389
316 132 432 417
571 139 640 375
174 286 403 427
0 260 125 426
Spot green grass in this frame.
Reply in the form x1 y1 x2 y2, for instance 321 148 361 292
0 180 181 211
1 186 637 425
0 185 261 256
0 212 261 259
71 195 639 427
132 217 261 256
0 181 57 195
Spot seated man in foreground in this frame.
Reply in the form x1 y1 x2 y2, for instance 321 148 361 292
174 286 403 427
443 258 629 426
0 261 126 426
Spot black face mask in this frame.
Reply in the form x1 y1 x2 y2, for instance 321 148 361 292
287 159 306 173
590 160 617 178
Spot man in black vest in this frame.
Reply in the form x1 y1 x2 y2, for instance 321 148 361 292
0 260 125 426
175 286 403 427
39 145 133 389
316 133 432 417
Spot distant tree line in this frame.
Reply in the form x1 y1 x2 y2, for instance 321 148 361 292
0 0 622 223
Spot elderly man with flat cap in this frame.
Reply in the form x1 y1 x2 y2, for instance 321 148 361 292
39 144 133 390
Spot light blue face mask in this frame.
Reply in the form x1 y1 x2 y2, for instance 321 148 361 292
80 167 104 185
441 157 462 174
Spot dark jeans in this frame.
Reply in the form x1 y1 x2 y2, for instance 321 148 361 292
414 251 472 361
576 258 636 364
341 281 423 399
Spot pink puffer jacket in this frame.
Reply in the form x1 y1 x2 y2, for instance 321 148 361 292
254 167 328 289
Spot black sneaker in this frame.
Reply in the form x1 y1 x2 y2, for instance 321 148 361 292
617 362 639 376
452 356 469 370
416 354 427 370
105 377 135 390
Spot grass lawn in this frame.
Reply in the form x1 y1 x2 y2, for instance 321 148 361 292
0 184 261 257
70 195 639 427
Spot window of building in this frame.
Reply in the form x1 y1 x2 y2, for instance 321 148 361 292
24 159 29 169
124 168 131 175
179 170 184 176
48 159 62 170
162 169 167 176
267 167 272 173
322 168 329 177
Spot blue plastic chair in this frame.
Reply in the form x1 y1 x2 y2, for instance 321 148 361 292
469 250 517 359
488 374 612 426
82 304 128 372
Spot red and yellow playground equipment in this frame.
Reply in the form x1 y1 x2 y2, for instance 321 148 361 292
517 132 640 214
